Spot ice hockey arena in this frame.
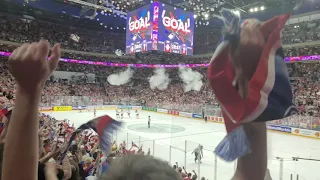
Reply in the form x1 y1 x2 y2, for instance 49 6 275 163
45 108 320 180
1 0 320 180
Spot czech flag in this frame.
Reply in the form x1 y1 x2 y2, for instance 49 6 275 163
58 115 122 163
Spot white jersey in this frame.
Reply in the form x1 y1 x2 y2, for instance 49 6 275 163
116 109 120 114
135 110 139 114
192 146 203 156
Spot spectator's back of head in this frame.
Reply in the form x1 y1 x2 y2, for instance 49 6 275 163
100 154 181 180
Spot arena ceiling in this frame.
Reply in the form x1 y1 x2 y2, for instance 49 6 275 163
1 0 320 30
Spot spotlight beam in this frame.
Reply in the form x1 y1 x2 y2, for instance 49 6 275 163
68 0 127 15
220 0 247 13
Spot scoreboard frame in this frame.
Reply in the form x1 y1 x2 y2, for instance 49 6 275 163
125 2 194 55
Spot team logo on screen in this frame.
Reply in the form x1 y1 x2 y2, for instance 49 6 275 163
161 10 191 43
128 9 151 40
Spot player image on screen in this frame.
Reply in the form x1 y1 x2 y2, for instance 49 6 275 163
158 3 194 55
125 2 194 55
126 4 153 54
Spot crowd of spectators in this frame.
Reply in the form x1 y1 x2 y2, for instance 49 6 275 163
0 12 319 128
1 51 319 130
1 13 320 63
282 19 320 44
1 103 195 180
0 11 320 180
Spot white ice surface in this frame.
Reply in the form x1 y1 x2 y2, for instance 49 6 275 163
46 110 320 180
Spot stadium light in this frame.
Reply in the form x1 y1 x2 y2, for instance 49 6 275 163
254 7 258 12
194 14 197 18
261 6 265 10
233 10 240 16
249 8 253 12
204 13 209 19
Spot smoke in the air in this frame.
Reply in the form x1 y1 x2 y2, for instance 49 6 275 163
178 67 203 92
149 68 171 90
107 68 134 85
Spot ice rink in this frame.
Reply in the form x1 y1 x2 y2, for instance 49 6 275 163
46 110 320 180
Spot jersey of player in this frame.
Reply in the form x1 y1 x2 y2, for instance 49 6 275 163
148 117 151 122
116 109 120 114
135 110 138 114
192 146 203 156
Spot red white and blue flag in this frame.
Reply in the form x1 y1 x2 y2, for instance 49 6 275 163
58 115 122 163
208 13 298 161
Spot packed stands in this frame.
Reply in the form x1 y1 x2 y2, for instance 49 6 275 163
0 10 320 180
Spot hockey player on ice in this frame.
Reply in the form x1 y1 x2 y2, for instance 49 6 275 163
148 116 151 128
93 108 96 117
191 144 203 163
116 109 120 119
127 108 131 118
121 109 124 119
135 109 139 119
147 148 151 156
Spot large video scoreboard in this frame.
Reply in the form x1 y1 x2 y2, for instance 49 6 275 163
126 2 194 55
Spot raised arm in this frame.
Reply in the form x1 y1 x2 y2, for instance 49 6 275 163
2 40 60 180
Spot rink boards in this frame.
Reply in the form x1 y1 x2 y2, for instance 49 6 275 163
39 105 320 140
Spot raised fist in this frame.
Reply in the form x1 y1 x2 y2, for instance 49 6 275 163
8 40 61 92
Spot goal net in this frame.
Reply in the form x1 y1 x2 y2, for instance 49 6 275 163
202 105 222 117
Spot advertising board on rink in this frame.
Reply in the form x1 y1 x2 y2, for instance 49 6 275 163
179 111 193 118
168 110 179 116
157 108 168 113
207 116 224 123
40 107 52 111
53 106 72 111
192 114 202 119
267 125 292 133
291 127 320 138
